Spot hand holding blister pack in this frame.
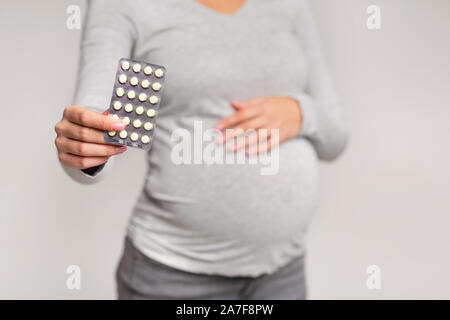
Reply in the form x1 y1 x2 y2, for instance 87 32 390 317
105 58 166 151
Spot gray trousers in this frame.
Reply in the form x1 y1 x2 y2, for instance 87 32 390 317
116 238 307 300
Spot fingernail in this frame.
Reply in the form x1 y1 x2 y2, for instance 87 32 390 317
230 144 238 152
115 146 127 153
247 147 257 155
216 135 224 144
214 123 223 130
231 101 243 108
112 123 125 130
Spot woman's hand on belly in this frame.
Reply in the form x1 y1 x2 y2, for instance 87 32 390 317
214 96 302 155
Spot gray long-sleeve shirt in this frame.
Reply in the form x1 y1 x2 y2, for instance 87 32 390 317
66 0 348 276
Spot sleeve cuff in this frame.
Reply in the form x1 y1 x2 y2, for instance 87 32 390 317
81 163 106 176
291 93 318 138
61 157 114 185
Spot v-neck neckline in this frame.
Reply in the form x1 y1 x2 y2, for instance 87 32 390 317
192 0 250 17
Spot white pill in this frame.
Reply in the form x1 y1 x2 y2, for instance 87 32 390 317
143 66 153 75
143 122 154 131
124 104 133 113
127 90 136 99
113 101 122 110
129 76 139 86
107 131 116 137
133 119 142 128
141 79 150 89
122 117 130 125
116 87 125 97
152 82 162 91
130 132 139 141
141 135 151 144
132 63 141 73
149 95 159 104
146 108 156 117
154 68 164 78
112 114 119 120
135 106 144 115
121 61 130 70
118 74 127 84
119 130 128 139
138 93 147 102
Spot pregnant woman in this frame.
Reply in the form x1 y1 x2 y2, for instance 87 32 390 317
54 0 348 299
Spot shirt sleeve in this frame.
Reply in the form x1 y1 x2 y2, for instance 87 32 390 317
292 0 349 161
64 0 136 184
61 157 115 185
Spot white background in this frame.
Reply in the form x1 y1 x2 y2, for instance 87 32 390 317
0 0 449 299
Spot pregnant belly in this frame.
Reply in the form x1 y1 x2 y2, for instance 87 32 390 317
141 138 319 247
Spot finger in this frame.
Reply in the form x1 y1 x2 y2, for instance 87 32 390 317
58 152 110 170
231 130 258 152
222 116 267 145
246 137 276 155
215 106 262 131
233 126 276 152
55 136 127 157
247 129 282 155
64 105 124 131
56 120 105 144
231 97 269 109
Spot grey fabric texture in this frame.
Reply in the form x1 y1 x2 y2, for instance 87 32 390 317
116 237 307 300
69 0 348 276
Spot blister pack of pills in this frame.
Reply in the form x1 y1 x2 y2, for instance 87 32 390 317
104 58 166 151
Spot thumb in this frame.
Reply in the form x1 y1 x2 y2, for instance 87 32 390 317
231 97 268 110
231 101 244 110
